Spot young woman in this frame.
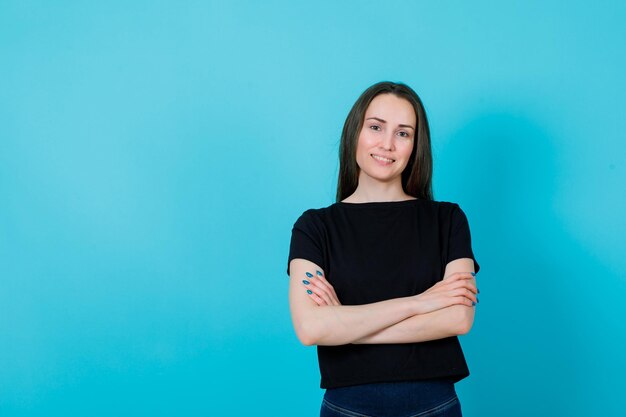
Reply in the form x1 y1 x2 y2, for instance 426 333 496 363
287 81 480 417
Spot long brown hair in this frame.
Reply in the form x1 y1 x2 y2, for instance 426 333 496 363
336 81 434 202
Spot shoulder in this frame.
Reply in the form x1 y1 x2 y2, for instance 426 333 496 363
433 201 476 231
412 199 460 216
430 199 465 214
296 205 330 220
292 205 332 229
421 200 471 227
432 199 460 209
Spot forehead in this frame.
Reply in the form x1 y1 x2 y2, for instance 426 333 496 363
365 94 416 125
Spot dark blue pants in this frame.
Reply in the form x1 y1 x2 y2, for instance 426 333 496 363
320 378 462 417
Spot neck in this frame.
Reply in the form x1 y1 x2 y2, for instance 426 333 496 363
346 175 413 203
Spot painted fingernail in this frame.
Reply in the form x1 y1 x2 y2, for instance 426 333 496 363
306 289 313 295
471 272 476 276
477 297 479 303
477 288 480 294
472 301 476 306
302 280 310 285
316 270 323 276
305 272 313 278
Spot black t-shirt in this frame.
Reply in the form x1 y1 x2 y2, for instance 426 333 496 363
286 198 480 389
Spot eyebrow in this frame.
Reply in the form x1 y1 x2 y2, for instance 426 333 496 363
366 117 415 130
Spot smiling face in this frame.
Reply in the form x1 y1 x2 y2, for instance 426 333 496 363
355 93 417 184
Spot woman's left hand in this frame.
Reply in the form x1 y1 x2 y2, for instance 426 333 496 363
302 270 342 306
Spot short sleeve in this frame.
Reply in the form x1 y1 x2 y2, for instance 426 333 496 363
446 203 480 273
286 209 326 276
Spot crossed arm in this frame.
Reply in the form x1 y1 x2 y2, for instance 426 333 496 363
288 258 478 346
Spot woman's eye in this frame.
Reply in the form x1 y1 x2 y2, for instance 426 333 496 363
369 125 381 131
398 131 410 138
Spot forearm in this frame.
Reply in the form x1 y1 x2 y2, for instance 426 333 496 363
300 296 418 346
352 305 469 344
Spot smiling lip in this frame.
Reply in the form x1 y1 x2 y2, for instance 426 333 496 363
371 154 395 163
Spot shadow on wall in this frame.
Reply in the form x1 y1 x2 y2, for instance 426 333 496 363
441 112 625 417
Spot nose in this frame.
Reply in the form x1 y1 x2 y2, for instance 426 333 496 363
379 130 395 151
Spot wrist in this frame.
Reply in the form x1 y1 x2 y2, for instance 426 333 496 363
405 295 423 316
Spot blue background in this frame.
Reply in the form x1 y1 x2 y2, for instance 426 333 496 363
1 1 625 416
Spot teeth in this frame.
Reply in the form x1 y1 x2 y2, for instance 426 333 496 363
372 154 394 163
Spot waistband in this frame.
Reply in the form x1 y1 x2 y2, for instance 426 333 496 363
323 377 457 415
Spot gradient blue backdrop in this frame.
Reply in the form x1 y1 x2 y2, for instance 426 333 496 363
1 1 625 416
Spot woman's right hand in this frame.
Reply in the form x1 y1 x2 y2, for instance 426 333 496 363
412 272 478 315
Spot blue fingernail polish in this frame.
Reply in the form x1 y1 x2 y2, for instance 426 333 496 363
471 272 476 276
477 298 479 303
477 288 480 294
306 289 313 294
302 280 310 285
316 270 323 276
305 272 313 278
472 301 476 306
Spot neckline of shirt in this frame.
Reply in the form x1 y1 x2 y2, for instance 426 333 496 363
335 198 420 208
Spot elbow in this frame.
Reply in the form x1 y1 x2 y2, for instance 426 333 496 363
294 318 338 346
298 331 317 346
457 319 473 335
455 306 476 335
293 319 321 346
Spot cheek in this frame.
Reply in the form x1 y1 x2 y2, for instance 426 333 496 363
357 132 377 150
355 135 368 154
401 142 415 157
